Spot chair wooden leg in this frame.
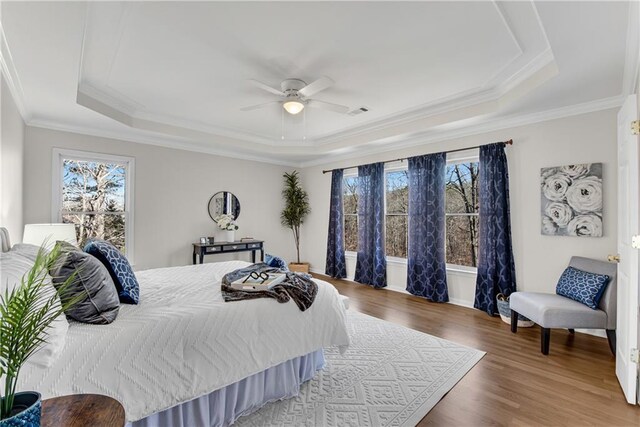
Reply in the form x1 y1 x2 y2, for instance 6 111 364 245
606 330 616 356
510 310 518 333
568 328 575 334
541 327 550 355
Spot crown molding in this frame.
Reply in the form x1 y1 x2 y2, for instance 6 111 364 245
311 52 556 147
26 118 299 168
299 94 625 168
0 21 30 122
26 94 624 171
77 82 293 147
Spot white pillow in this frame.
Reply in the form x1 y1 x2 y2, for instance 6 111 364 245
9 243 47 262
0 252 68 368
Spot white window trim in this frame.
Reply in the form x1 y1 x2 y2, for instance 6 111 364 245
51 148 135 264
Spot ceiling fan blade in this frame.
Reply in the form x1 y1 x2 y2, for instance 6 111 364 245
308 99 350 114
298 76 334 98
240 101 280 111
247 79 284 96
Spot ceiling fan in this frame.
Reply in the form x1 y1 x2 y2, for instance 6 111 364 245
241 77 358 115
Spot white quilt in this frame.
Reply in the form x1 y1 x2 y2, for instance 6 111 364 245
17 261 350 422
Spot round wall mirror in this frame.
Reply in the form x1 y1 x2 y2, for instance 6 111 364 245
208 191 241 222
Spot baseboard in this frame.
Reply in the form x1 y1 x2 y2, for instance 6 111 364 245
310 269 476 309
576 328 607 338
447 298 475 309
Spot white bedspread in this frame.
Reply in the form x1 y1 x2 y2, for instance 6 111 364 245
17 261 350 422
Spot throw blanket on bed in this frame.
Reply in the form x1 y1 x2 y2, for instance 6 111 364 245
222 263 318 311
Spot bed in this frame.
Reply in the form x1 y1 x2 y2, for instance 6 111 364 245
13 258 350 426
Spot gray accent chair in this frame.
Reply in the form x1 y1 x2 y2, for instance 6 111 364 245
510 256 617 355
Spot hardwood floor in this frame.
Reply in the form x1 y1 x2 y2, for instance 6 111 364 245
314 274 640 426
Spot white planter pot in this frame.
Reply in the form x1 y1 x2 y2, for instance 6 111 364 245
220 230 235 242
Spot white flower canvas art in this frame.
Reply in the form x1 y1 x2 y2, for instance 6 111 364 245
540 163 603 237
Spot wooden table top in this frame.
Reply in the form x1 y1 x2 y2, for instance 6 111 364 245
42 394 125 427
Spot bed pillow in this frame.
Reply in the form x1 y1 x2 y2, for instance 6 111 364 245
265 253 289 271
10 243 47 262
84 239 139 304
556 266 610 310
0 251 69 368
50 241 120 324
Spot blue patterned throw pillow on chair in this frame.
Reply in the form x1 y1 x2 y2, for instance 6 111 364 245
264 253 288 271
556 266 609 310
84 239 140 304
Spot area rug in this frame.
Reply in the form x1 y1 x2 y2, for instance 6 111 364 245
235 311 485 427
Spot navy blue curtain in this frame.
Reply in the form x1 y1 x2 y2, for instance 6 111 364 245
474 142 517 315
406 153 449 302
354 162 386 288
325 169 347 278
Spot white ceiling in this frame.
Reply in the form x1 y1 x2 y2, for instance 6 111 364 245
1 1 638 166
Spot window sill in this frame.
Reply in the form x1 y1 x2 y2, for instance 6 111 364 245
344 252 477 274
445 265 477 275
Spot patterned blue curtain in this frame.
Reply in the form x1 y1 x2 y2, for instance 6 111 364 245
406 153 449 302
354 162 386 288
325 169 347 278
474 142 517 315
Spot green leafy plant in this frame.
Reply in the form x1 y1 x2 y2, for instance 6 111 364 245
0 244 79 419
280 171 311 264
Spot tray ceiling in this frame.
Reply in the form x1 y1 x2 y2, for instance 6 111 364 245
1 1 637 165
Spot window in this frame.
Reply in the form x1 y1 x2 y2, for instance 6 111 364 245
343 175 358 252
53 149 134 257
342 159 479 269
385 170 408 258
445 161 479 268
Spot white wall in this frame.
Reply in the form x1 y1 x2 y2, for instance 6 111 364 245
300 109 618 306
17 107 621 301
23 126 295 270
0 74 25 242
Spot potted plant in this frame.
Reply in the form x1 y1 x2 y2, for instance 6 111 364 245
280 171 311 273
1 245 77 426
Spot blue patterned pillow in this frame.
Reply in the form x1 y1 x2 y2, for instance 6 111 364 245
84 239 139 304
264 253 288 271
556 266 609 310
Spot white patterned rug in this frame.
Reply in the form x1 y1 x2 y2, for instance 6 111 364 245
235 311 485 427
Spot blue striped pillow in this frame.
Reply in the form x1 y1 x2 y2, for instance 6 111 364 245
556 266 609 310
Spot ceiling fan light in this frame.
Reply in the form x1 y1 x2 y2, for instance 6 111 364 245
283 100 305 115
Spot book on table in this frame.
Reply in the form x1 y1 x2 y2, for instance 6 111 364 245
230 273 286 291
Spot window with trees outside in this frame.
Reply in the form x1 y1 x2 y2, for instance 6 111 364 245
445 161 479 268
53 149 134 256
343 175 359 252
342 160 479 269
385 170 408 258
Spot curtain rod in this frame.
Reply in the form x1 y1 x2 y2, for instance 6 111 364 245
321 139 513 174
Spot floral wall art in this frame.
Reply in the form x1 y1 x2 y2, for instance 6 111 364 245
541 163 603 237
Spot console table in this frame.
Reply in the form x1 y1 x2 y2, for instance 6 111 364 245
192 240 264 264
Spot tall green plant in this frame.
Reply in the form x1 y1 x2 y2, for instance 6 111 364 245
280 171 311 264
0 245 78 419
